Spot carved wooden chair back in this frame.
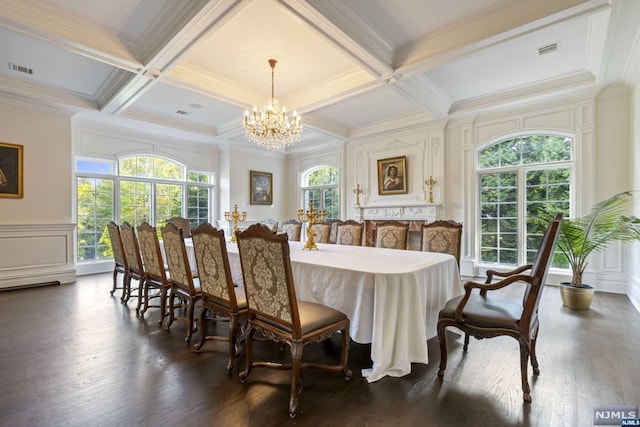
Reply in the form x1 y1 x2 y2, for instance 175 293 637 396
161 221 201 344
420 220 463 266
310 223 331 244
119 221 144 304
375 221 409 249
436 213 563 403
137 221 170 322
236 223 352 417
191 222 247 371
282 219 302 241
167 216 192 237
336 220 364 246
107 221 127 300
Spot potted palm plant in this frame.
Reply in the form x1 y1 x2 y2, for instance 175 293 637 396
556 190 640 309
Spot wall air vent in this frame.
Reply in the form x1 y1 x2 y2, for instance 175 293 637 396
8 62 34 75
176 110 189 115
537 43 559 55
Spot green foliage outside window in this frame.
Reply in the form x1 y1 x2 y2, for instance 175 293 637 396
76 156 212 262
303 167 339 220
478 135 572 267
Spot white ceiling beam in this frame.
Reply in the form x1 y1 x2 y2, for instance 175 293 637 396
101 0 247 114
391 75 451 119
280 0 395 80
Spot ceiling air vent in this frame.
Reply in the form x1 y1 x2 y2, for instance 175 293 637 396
537 43 558 56
8 62 34 75
176 110 189 115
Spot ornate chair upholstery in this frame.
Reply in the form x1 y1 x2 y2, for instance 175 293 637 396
119 222 144 306
437 213 563 402
282 219 302 242
107 221 127 302
191 223 248 372
263 219 279 233
310 223 331 244
167 216 192 238
336 220 364 246
137 222 171 325
420 220 463 266
162 222 202 344
327 220 342 244
375 221 409 250
236 224 352 418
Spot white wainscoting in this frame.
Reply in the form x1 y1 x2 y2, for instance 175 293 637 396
0 224 76 290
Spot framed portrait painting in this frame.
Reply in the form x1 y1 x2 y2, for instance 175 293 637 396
377 156 407 195
250 170 272 205
0 142 23 198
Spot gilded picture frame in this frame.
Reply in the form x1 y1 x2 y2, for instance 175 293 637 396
0 142 23 198
250 170 273 205
378 156 407 195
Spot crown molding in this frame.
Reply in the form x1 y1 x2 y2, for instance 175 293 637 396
448 71 596 116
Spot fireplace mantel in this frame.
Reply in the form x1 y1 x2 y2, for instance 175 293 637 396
355 203 439 222
354 204 440 249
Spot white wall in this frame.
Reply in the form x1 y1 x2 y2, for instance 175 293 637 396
0 102 75 288
227 147 289 225
0 103 72 223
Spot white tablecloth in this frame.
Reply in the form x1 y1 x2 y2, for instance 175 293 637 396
223 241 463 383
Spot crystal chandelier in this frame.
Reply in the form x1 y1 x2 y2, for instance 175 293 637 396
243 59 303 150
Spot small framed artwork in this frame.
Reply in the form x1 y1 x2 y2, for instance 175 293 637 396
377 156 407 195
250 170 272 205
0 142 23 198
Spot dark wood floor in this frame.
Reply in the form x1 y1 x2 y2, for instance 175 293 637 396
1 273 639 427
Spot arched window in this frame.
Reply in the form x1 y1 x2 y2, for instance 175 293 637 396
76 155 212 262
301 166 339 220
478 134 572 267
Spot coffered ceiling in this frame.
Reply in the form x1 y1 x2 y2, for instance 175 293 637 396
1 0 639 152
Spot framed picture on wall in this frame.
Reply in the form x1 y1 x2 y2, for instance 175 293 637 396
0 142 23 198
250 170 272 205
377 156 407 195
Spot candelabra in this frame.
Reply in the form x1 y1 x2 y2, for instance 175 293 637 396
425 176 436 204
297 200 326 250
224 204 247 243
353 184 362 206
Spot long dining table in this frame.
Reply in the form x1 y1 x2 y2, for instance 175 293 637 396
225 241 463 383
169 238 463 382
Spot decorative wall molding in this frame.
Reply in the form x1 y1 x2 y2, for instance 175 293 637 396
0 224 76 290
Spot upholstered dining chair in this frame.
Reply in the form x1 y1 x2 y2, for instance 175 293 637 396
436 213 563 403
263 219 279 233
282 219 302 241
336 220 364 246
191 223 248 373
420 220 463 266
310 223 331 244
137 222 171 325
162 221 201 344
236 224 352 418
375 221 409 250
107 221 128 302
167 216 192 237
327 219 342 244
119 222 144 306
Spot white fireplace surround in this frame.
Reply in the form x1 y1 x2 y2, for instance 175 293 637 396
356 203 439 222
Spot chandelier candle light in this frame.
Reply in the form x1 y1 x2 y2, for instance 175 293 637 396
224 204 247 243
297 200 326 250
243 59 302 150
